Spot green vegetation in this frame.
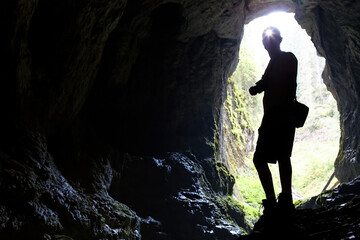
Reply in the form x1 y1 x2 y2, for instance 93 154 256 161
225 77 254 144
216 161 236 195
234 160 265 208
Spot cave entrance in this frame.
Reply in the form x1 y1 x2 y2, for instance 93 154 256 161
226 12 340 202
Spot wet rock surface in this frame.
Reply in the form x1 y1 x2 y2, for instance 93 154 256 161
238 177 360 240
0 129 249 239
110 152 251 239
0 131 141 240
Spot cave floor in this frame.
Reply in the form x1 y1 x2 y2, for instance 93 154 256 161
238 179 360 240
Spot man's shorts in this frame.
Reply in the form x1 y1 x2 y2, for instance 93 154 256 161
253 114 296 164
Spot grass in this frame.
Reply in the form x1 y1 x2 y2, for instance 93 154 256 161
232 119 340 221
265 128 340 200
291 138 339 198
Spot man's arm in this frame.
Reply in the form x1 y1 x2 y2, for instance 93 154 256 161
249 79 266 95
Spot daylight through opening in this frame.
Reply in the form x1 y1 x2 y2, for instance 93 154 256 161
225 12 340 208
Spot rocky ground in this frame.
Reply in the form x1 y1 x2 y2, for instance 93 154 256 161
237 177 360 240
0 131 250 240
1 131 360 240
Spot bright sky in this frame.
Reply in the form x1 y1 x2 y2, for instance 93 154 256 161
242 11 317 72
246 11 298 48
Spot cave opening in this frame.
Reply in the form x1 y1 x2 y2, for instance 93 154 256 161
224 11 341 207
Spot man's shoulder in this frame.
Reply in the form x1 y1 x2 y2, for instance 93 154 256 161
282 51 297 61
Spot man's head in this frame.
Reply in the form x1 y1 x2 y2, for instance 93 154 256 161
262 26 282 54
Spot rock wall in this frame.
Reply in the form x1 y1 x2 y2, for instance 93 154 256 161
1 0 250 239
5 0 246 158
293 0 360 182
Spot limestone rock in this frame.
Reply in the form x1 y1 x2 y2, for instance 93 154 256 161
109 152 251 239
294 0 360 182
0 131 140 239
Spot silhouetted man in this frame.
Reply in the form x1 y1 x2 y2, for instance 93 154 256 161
249 26 297 215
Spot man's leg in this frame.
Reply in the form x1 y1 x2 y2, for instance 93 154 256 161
278 157 292 194
254 159 276 200
278 157 295 211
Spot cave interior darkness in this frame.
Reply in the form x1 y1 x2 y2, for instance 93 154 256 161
1 0 360 239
